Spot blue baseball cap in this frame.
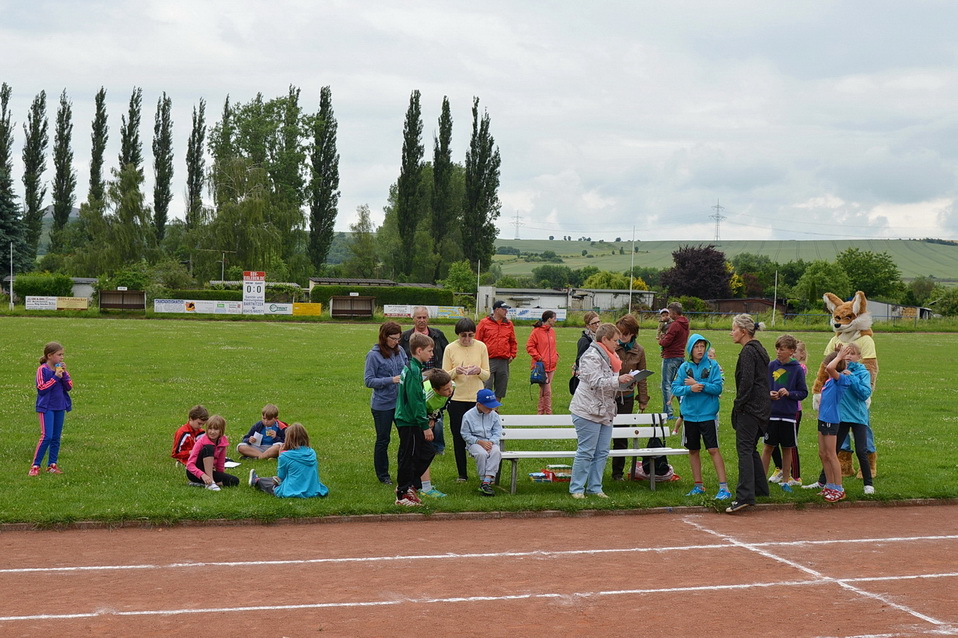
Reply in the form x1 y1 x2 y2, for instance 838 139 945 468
476 388 502 408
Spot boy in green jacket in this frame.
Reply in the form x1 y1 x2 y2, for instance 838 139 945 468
395 333 436 506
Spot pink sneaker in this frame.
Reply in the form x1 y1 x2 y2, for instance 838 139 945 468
28 465 40 476
46 464 63 474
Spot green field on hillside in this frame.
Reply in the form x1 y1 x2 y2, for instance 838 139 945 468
2 316 955 526
493 238 958 281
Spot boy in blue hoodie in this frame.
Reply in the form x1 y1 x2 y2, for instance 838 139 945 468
671 334 730 500
762 335 808 493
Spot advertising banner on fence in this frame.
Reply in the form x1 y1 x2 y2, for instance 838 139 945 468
508 307 567 321
263 303 293 315
292 303 322 316
383 304 468 319
154 299 243 314
243 271 266 315
26 296 90 310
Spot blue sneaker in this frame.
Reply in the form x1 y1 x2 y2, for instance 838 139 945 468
714 489 732 500
421 487 447 498
780 483 794 494
685 486 706 496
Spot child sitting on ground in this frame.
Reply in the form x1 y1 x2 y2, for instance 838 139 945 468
172 404 208 465
670 334 730 500
237 403 288 460
248 423 329 498
186 415 239 490
419 369 455 498
460 388 503 497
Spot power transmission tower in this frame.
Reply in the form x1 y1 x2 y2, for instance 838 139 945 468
513 210 524 240
710 199 726 242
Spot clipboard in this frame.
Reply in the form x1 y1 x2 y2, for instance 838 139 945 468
619 369 654 391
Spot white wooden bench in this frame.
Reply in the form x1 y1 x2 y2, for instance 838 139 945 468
497 413 689 494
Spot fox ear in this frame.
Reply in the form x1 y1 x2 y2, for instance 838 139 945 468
851 291 867 315
823 293 843 313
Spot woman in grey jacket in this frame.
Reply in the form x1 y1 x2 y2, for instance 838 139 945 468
363 322 407 485
569 323 635 498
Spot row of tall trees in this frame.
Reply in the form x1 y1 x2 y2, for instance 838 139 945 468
5 84 499 288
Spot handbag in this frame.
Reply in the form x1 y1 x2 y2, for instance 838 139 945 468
530 360 547 385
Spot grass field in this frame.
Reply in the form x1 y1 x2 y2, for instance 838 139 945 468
493 238 958 281
2 315 956 526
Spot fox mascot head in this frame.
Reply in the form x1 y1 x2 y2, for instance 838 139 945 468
823 291 873 343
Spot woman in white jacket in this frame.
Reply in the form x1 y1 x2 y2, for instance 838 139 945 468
569 323 635 498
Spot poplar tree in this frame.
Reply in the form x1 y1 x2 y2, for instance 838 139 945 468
208 95 235 207
119 87 143 173
88 87 108 205
307 85 340 271
462 97 501 270
21 90 48 260
431 96 458 280
395 89 424 277
0 83 29 271
185 98 206 230
152 92 173 240
50 89 76 252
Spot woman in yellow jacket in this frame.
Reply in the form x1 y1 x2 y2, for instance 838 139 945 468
526 310 560 414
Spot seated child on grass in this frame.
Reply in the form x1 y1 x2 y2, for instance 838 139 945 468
186 415 239 490
249 423 329 498
460 388 503 497
237 403 288 460
172 404 208 465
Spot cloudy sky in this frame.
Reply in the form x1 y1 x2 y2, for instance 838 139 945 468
3 0 958 242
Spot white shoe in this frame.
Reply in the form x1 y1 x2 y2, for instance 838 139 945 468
592 492 609 499
206 483 221 491
768 469 783 484
571 492 585 499
249 469 258 487
786 478 803 487
801 481 822 490
863 485 875 495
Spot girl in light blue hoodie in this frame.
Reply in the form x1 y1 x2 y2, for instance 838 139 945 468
249 423 329 498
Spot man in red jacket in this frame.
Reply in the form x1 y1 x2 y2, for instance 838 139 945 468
657 301 690 419
476 301 518 401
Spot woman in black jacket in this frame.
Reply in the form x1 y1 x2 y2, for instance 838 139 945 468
726 314 772 513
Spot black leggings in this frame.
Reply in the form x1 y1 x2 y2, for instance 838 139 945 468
447 400 474 480
185 444 239 487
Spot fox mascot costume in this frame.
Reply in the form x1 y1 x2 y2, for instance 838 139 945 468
812 291 878 478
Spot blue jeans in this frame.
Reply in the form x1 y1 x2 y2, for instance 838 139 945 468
661 357 683 418
432 416 446 455
570 414 613 495
371 408 396 481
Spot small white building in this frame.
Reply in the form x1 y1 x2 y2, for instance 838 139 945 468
477 286 655 315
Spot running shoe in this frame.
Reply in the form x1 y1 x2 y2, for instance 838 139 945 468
478 482 495 496
28 465 40 477
46 464 63 474
571 492 585 499
405 488 422 504
768 469 783 484
421 487 447 498
249 469 259 487
863 485 875 495
823 488 846 503
685 485 706 496
780 483 793 494
714 489 732 500
801 481 823 490
786 478 802 487
206 483 221 491
394 497 420 506
725 500 752 513
592 492 609 499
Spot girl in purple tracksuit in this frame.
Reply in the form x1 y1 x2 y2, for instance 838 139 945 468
31 341 73 476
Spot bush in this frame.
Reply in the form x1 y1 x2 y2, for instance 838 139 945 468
168 289 243 301
13 273 74 298
673 295 711 314
309 285 454 306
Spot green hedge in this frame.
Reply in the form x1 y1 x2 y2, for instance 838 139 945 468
309 285 454 306
13 273 74 298
167 289 243 301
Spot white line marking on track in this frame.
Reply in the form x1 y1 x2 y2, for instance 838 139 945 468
683 517 956 633
3 533 957 575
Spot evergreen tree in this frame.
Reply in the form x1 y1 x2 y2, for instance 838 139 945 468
50 89 76 253
307 86 340 271
462 97 501 270
395 90 424 277
105 162 154 268
21 90 48 260
185 98 206 230
88 87 108 205
152 92 173 241
119 87 143 173
431 96 459 280
208 95 235 207
0 83 29 272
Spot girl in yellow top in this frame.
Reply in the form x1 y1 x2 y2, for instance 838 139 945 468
442 317 491 481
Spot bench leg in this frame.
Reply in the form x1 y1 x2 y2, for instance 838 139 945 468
650 458 657 491
511 460 518 495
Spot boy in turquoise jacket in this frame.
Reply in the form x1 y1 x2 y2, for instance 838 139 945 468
671 334 730 500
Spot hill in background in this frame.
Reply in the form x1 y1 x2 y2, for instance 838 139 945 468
492 238 958 282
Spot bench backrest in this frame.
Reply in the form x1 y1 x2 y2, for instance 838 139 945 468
500 426 671 441
499 412 668 428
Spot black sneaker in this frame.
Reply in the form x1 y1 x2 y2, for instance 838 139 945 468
379 477 393 485
479 482 495 496
725 500 752 513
